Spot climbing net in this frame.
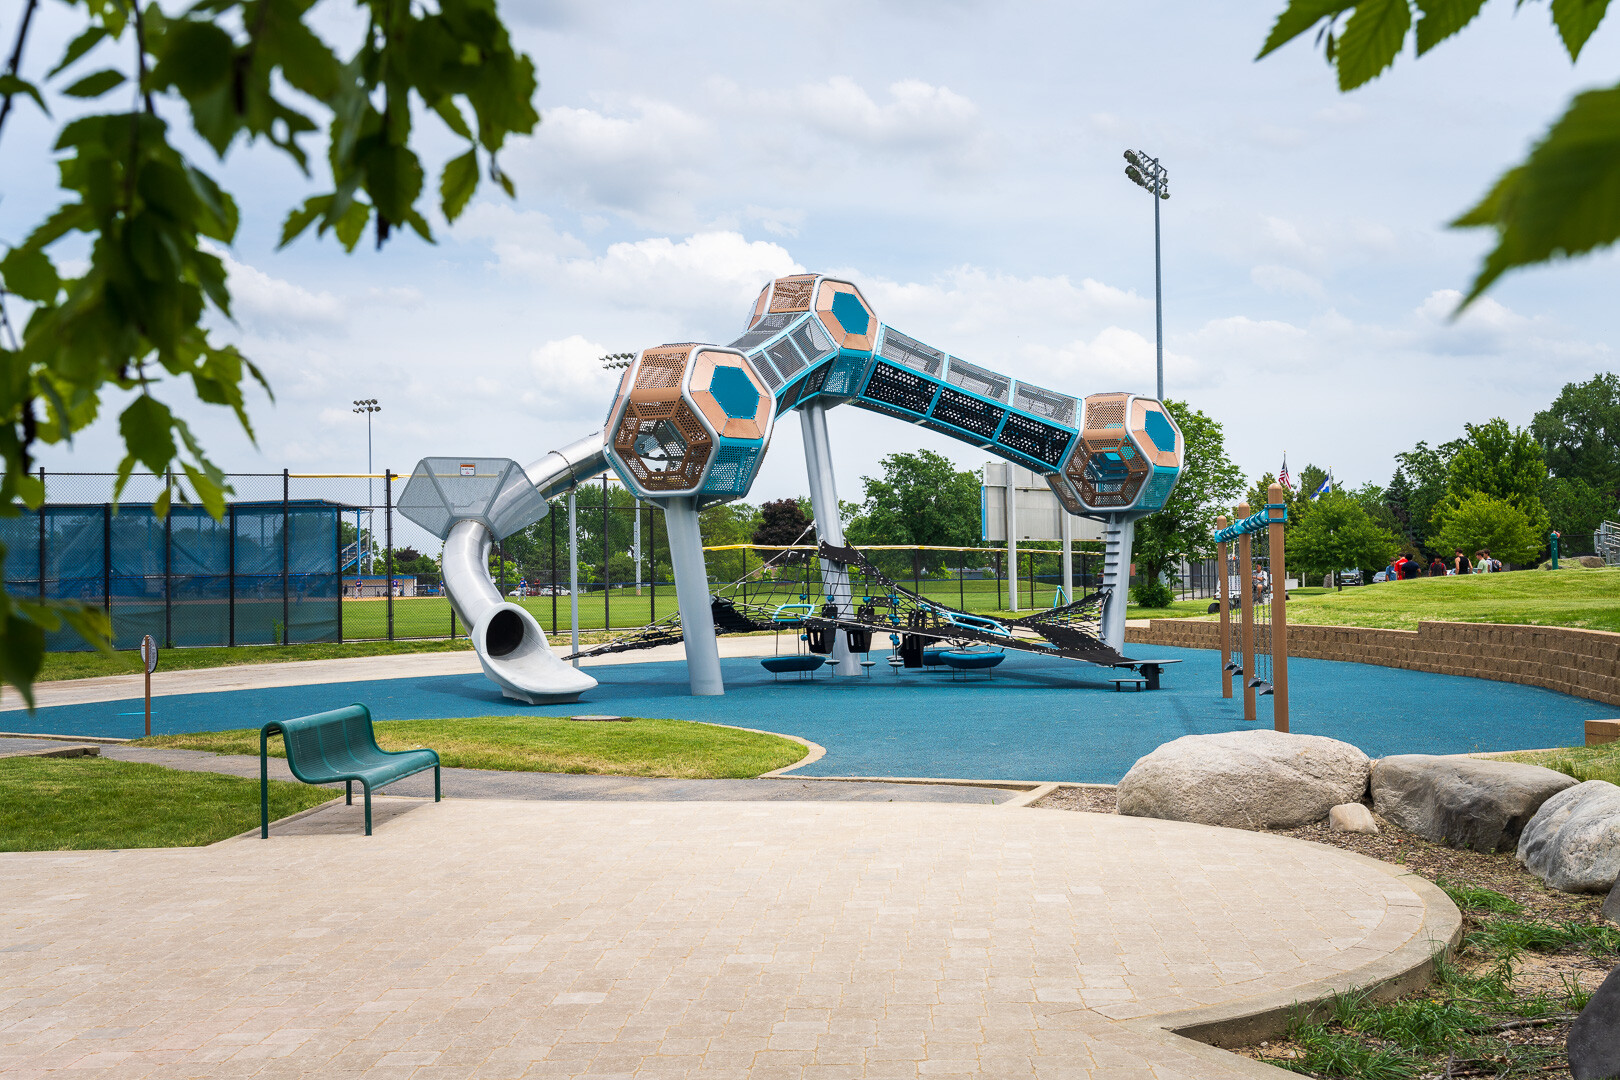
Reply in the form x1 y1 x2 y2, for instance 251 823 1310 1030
1214 504 1286 704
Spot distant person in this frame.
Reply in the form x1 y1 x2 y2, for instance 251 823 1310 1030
1475 550 1492 573
1400 557 1422 580
1429 555 1447 577
1383 561 1396 582
1453 549 1471 575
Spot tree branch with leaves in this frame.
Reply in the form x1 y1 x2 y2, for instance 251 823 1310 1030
1259 0 1618 306
0 0 540 703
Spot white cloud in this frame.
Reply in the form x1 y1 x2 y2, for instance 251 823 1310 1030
216 250 344 336
792 77 981 151
1251 264 1325 297
525 335 618 409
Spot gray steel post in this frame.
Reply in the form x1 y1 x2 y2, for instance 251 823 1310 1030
662 495 723 696
1060 510 1073 605
1005 465 1019 612
1154 189 1164 402
1100 515 1136 650
798 403 858 675
568 490 580 665
633 499 642 596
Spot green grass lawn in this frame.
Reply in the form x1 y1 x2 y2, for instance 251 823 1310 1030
137 715 809 779
0 756 334 851
1499 741 1620 786
40 638 476 681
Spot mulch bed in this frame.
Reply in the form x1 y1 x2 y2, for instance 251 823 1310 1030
1030 786 1617 1078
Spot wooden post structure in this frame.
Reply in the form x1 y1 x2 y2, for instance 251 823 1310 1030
1267 483 1290 733
1215 515 1232 699
1236 500 1257 723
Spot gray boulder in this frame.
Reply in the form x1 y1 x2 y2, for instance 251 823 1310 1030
1569 964 1620 1080
1117 730 1370 829
1371 755 1578 852
1518 780 1620 893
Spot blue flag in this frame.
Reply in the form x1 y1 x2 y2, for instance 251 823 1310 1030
1311 474 1333 499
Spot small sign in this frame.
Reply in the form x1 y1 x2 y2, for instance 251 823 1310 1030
459 462 476 476
140 634 159 674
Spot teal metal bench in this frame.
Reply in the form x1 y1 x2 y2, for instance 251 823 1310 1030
260 704 440 837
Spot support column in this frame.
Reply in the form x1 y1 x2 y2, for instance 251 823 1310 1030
1267 483 1289 733
1060 510 1073 606
568 490 580 666
663 496 723 696
1005 465 1019 613
1099 515 1135 651
1237 501 1257 723
799 404 858 676
1215 516 1231 700
634 499 643 596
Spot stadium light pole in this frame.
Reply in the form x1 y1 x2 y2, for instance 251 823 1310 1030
1123 150 1169 401
352 398 381 572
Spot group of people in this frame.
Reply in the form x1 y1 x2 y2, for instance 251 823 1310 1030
1386 549 1502 580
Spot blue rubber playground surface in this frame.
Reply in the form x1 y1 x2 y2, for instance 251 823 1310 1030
14 646 1612 783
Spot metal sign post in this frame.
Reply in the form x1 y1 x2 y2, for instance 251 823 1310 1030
139 634 159 736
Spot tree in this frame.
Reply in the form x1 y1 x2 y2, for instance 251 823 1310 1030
1436 418 1550 543
1131 400 1246 602
1532 373 1620 499
845 450 982 549
1258 2 1620 305
1393 438 1463 553
1542 476 1616 545
1434 492 1543 566
1297 463 1329 501
752 498 812 564
699 501 762 586
0 0 540 702
1286 490 1402 584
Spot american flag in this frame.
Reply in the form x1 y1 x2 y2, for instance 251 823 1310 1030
1278 456 1292 491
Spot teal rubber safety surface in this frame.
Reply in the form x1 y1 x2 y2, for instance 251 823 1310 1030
17 646 1610 784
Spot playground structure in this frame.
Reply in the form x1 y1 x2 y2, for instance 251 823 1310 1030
400 273 1185 701
1214 483 1290 731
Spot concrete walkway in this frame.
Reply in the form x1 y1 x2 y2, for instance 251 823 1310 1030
0 799 1457 1079
0 636 791 714
63 741 1012 804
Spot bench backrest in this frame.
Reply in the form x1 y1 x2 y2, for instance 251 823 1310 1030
264 704 396 782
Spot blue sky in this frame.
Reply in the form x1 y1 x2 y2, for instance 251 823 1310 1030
3 0 1617 505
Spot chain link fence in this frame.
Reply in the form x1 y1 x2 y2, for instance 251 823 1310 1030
8 470 1109 651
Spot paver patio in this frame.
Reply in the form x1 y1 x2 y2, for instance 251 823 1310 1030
0 798 1456 1079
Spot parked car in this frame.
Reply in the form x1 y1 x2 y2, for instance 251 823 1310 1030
1337 568 1363 587
1372 571 1390 583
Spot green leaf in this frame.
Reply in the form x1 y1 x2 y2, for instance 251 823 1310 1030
440 148 478 221
48 25 108 79
1451 81 1620 305
0 612 45 709
0 247 61 304
1257 0 1358 59
433 97 473 140
1550 0 1611 60
1336 0 1413 89
1414 0 1488 54
278 194 330 248
332 198 371 252
148 20 234 96
0 74 49 116
119 395 177 474
62 68 127 98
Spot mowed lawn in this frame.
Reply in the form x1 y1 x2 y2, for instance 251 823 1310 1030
138 715 810 779
1502 741 1620 786
0 756 333 851
1277 567 1620 633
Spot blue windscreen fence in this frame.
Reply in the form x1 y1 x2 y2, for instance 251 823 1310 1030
0 501 343 652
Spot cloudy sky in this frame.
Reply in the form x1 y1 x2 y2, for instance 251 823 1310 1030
3 0 1617 507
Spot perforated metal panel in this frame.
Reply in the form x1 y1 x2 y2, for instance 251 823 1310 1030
1085 398 1127 429
861 362 937 415
931 386 1004 439
820 354 870 397
701 444 759 497
636 348 689 389
767 337 806 383
996 412 1072 468
769 277 815 312
1013 381 1077 425
727 313 795 352
397 457 549 541
943 358 1010 402
1138 465 1180 510
749 348 783 389
878 328 946 377
791 317 835 365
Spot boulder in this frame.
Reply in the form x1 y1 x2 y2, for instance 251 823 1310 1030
1518 780 1620 893
1371 755 1578 852
1569 964 1620 1080
1329 803 1379 834
1117 730 1370 829
1604 880 1620 925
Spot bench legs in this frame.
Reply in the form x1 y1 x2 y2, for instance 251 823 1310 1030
435 765 441 802
346 779 353 805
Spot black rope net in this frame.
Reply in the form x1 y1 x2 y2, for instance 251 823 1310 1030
566 525 1134 668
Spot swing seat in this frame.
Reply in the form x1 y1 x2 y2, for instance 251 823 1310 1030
760 655 827 680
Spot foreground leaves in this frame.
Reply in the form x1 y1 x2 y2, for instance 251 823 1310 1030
1256 0 1618 306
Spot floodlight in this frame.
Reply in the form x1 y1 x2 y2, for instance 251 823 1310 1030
1124 149 1143 167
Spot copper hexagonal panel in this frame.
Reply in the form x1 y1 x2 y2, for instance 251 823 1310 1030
814 280 876 352
689 349 772 441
